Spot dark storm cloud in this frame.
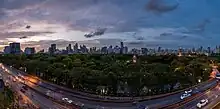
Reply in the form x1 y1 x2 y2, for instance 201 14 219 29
196 19 211 32
84 28 107 38
0 0 45 9
0 31 54 39
0 0 220 49
146 0 179 13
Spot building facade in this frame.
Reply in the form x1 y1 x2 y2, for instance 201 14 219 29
9 42 21 54
24 47 36 55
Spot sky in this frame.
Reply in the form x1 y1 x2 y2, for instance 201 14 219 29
0 0 220 51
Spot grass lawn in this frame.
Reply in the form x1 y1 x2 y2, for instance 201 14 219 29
0 87 15 108
213 103 220 109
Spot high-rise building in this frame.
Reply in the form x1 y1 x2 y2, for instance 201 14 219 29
123 46 128 54
9 42 21 54
157 47 161 52
49 44 56 54
120 42 124 54
24 47 35 55
101 46 108 54
107 45 113 54
113 46 120 54
3 46 11 54
66 44 73 53
74 43 78 52
207 47 211 54
141 48 148 55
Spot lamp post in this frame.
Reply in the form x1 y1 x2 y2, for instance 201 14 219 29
198 78 201 83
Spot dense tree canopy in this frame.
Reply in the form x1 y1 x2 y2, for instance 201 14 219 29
0 54 216 96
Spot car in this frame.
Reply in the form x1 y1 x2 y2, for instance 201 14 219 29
197 99 208 108
185 89 192 93
15 76 19 80
180 93 191 99
20 89 25 93
12 78 16 82
67 100 73 103
62 98 73 104
22 85 28 90
62 98 68 101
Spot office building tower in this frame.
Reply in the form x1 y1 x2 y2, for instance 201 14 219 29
24 47 36 55
66 44 73 53
123 46 128 54
49 44 56 54
107 45 113 54
120 42 124 54
3 46 11 54
207 47 211 54
101 46 108 54
9 42 21 54
157 47 161 52
74 43 78 52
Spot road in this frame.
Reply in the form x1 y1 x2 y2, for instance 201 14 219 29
26 77 219 109
168 84 220 109
137 80 218 109
0 69 71 109
1 64 220 109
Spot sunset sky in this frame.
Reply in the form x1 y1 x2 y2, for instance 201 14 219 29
0 0 220 51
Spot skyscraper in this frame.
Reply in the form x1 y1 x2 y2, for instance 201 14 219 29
66 44 73 53
49 44 56 54
120 42 124 54
3 46 11 54
24 47 36 55
9 42 21 54
74 43 78 52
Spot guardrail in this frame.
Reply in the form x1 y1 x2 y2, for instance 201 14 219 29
1 66 80 109
1 72 40 109
210 101 220 109
22 70 216 102
158 81 218 109
24 83 80 109
1 64 216 102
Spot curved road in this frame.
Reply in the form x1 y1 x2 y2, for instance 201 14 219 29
169 84 220 109
0 69 70 109
1 64 220 109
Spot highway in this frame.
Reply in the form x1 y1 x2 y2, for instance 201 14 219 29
26 77 219 109
163 83 220 109
137 80 217 109
1 64 220 109
0 68 71 109
181 85 220 109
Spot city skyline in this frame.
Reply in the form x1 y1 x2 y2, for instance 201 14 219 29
1 0 220 51
3 42 220 56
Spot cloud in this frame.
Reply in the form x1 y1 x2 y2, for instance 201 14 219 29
0 0 220 50
0 31 54 39
146 0 179 14
84 28 107 38
195 19 211 32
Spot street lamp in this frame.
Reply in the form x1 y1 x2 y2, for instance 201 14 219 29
198 79 201 83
